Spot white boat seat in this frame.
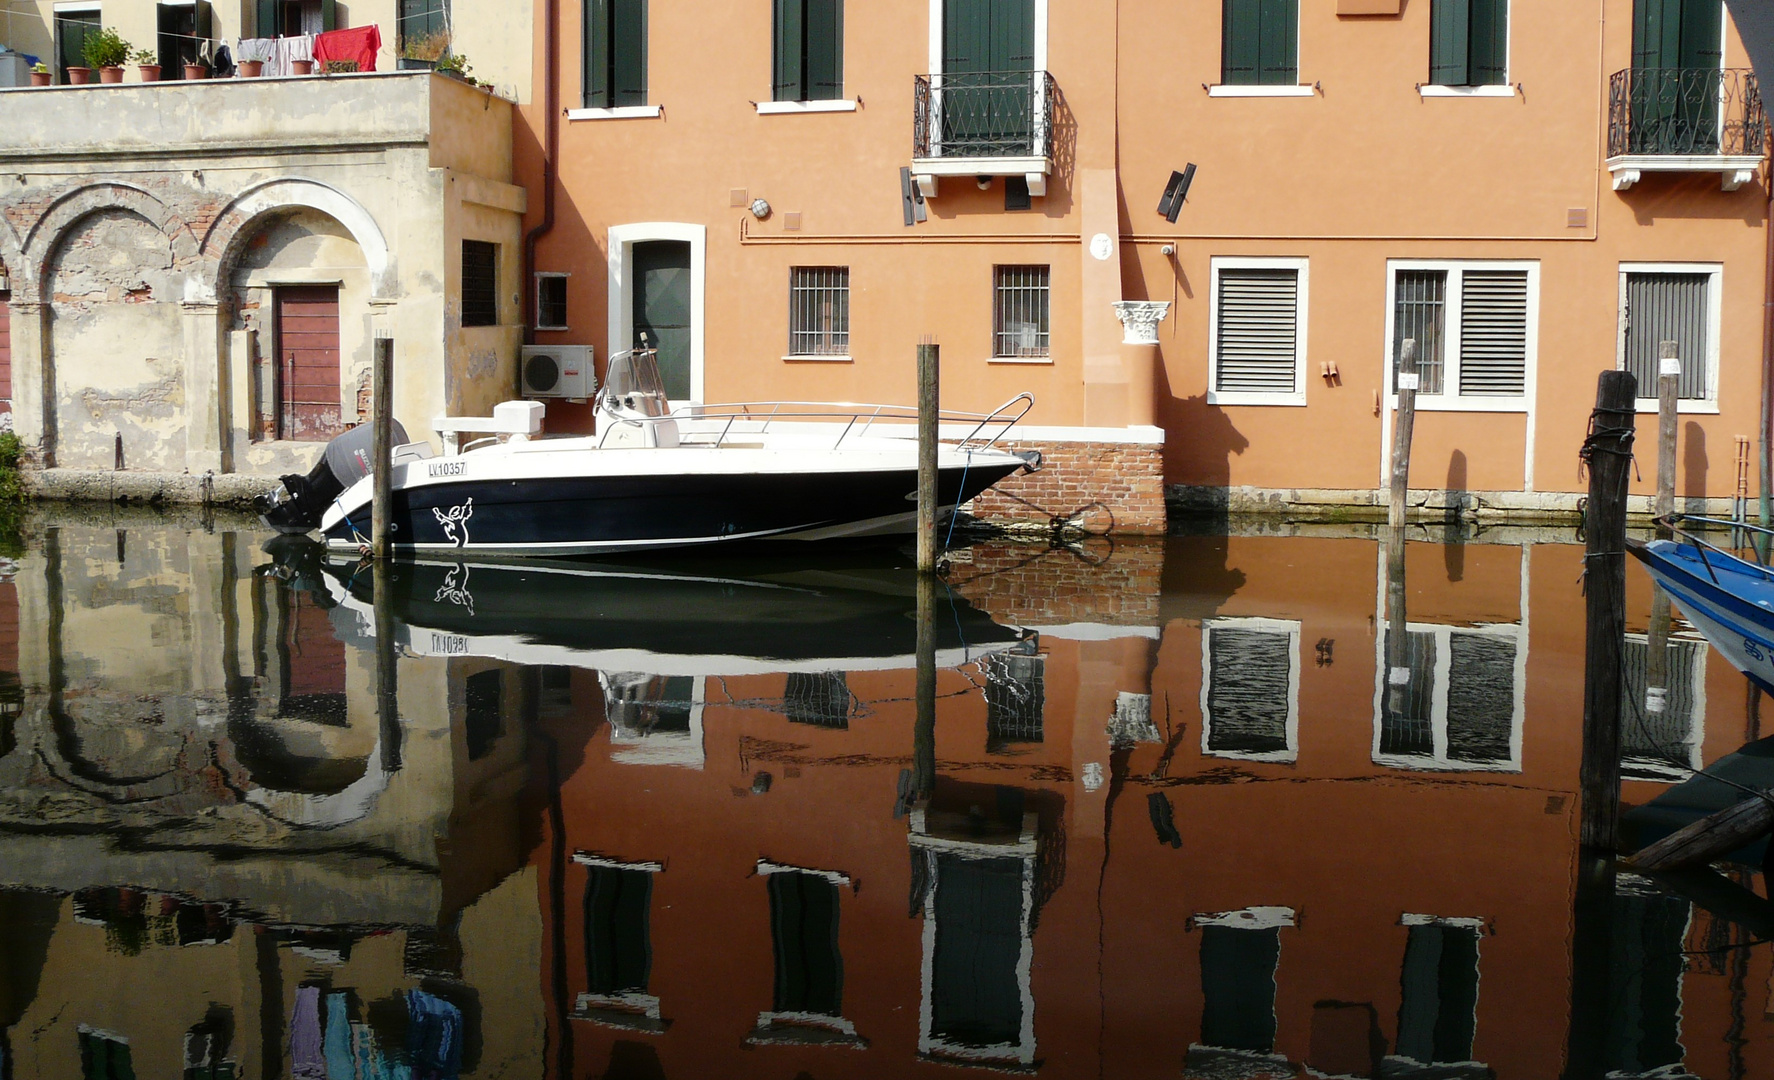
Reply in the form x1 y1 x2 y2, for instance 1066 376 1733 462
433 400 546 454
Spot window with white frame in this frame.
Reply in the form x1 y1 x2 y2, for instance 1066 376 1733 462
1387 261 1534 408
1209 258 1308 405
1619 264 1721 407
1201 618 1299 762
1620 632 1707 780
993 265 1050 359
1375 623 1522 772
788 266 849 357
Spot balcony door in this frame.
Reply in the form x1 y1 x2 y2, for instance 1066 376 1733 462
1630 0 1725 153
941 0 1035 155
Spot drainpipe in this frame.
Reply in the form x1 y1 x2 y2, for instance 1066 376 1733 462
521 0 560 365
1761 168 1773 538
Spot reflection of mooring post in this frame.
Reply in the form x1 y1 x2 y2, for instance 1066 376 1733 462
1389 338 1418 530
371 336 395 559
373 557 402 773
913 572 937 801
1580 369 1636 850
1561 852 1616 1080
917 338 940 575
1385 525 1409 717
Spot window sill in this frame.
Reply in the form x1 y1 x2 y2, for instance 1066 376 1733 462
1635 398 1720 415
988 355 1054 365
1207 84 1315 98
1417 84 1515 98
534 325 570 333
1387 395 1528 413
566 105 662 121
1207 391 1307 406
783 354 853 362
756 99 858 115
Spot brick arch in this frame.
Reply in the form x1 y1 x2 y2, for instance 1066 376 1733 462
19 182 198 301
204 178 394 302
0 217 22 289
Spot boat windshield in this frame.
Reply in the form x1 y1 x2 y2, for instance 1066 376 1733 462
603 350 671 417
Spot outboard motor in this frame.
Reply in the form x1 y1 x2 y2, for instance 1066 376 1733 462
256 420 409 534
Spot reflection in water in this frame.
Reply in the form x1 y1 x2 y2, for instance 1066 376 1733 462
0 518 1771 1078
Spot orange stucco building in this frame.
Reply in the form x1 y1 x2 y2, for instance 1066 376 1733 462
515 0 1772 531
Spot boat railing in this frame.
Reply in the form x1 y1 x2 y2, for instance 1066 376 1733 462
667 393 1035 452
1657 513 1774 585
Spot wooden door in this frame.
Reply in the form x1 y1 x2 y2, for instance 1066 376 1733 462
275 285 345 442
0 289 11 416
632 241 693 401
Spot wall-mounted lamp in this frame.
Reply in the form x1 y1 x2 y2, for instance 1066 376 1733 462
975 176 992 190
1160 244 1176 257
750 198 772 220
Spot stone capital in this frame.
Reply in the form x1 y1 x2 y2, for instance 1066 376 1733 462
1112 300 1171 345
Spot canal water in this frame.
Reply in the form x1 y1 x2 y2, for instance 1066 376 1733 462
0 507 1770 1079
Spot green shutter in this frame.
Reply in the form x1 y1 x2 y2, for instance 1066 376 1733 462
1633 0 1681 69
946 0 989 74
774 0 804 100
256 0 278 37
611 0 647 106
1430 0 1470 86
806 0 843 99
1256 0 1297 85
990 0 1034 70
583 0 610 107
1470 0 1507 85
1680 0 1722 69
1222 0 1261 84
320 0 337 31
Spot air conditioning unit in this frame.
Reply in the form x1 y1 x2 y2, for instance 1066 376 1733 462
520 345 596 400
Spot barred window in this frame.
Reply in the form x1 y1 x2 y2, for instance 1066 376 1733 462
1375 624 1521 772
1210 260 1305 402
784 671 852 728
1390 263 1532 403
789 267 849 356
462 241 498 328
993 266 1050 358
1622 268 1715 401
985 652 1044 750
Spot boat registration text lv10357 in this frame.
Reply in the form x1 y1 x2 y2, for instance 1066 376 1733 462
428 462 466 477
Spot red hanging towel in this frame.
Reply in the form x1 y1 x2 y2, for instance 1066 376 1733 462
313 25 382 73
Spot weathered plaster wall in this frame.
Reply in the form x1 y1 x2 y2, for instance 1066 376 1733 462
47 209 187 471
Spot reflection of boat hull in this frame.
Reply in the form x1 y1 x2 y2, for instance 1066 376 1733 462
1629 538 1774 695
318 447 1027 557
321 555 1030 675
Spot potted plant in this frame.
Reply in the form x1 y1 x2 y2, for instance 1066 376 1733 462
184 59 208 80
29 61 50 87
291 57 314 75
434 52 472 82
65 65 90 84
237 56 264 77
132 47 160 82
398 30 449 71
82 27 130 83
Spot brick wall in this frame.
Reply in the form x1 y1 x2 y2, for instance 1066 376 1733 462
965 439 1167 534
948 537 1164 626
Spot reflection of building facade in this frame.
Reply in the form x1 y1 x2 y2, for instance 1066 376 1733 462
525 533 1774 1079
0 519 544 1079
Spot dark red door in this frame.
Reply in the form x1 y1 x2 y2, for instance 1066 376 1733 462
275 285 344 442
0 289 12 415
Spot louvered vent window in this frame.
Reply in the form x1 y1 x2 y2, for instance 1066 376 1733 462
1214 267 1301 398
1623 271 1712 401
1390 263 1532 403
1374 624 1521 772
1204 623 1296 760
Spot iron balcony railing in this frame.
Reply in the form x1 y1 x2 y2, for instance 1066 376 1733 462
913 70 1056 160
1608 67 1766 158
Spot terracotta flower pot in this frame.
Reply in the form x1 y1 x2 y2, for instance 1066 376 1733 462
137 65 161 82
98 66 124 83
66 66 91 85
184 63 207 80
237 59 263 78
291 59 314 75
29 71 51 87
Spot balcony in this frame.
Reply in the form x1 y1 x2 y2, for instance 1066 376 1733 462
1606 67 1766 191
911 70 1056 198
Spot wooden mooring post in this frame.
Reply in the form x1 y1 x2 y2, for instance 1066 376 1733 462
1655 340 1679 528
1579 369 1636 850
1385 525 1409 718
371 336 395 559
372 557 402 773
1388 339 1418 529
917 339 939 575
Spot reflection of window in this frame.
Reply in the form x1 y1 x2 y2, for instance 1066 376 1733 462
464 669 502 760
1376 624 1522 772
1607 875 1689 1075
79 1027 134 1080
1188 907 1294 1071
573 853 668 1031
1202 619 1299 762
602 673 704 769
768 869 842 1014
985 652 1045 749
1621 634 1706 780
1393 917 1482 1069
784 671 851 728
